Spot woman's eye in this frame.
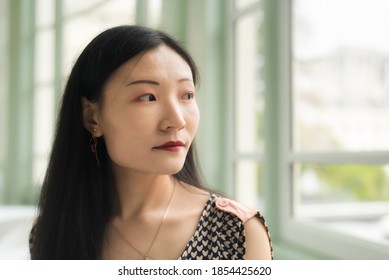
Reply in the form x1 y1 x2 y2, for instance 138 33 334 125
182 92 195 100
138 94 157 102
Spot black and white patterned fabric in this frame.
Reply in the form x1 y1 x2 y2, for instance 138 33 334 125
29 194 273 259
179 194 273 260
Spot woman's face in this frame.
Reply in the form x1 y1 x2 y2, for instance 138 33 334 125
95 45 199 175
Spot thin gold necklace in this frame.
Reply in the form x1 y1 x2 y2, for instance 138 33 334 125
110 180 176 260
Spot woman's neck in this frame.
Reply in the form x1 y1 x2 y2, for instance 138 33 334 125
111 164 175 219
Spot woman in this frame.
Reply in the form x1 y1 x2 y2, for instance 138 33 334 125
30 25 272 260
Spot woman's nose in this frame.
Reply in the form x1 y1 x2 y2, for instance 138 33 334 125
159 101 186 131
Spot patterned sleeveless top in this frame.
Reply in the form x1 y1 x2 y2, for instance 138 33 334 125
29 194 273 259
179 194 273 259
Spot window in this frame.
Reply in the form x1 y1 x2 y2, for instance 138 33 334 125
33 0 138 203
0 0 7 202
62 0 137 77
33 0 56 199
283 0 389 258
2 0 161 205
230 0 266 211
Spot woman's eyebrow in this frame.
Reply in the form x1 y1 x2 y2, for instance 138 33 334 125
127 80 160 86
126 78 193 86
179 78 193 83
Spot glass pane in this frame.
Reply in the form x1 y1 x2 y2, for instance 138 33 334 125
293 0 389 152
0 0 7 203
235 10 265 153
35 29 55 85
36 0 55 28
33 86 55 186
234 0 259 11
148 0 162 28
63 0 136 77
295 164 389 205
295 163 389 246
235 161 264 211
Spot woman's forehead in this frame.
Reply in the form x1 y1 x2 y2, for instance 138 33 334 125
112 46 193 83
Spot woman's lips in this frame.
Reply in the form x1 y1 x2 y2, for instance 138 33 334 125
153 141 185 152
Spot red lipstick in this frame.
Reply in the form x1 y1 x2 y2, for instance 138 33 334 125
154 141 185 152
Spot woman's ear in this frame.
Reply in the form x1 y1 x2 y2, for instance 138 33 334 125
81 97 103 136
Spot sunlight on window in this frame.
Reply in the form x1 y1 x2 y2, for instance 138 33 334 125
0 0 7 202
236 161 264 210
235 11 265 154
233 0 266 209
33 0 56 189
32 0 137 190
292 0 389 246
234 0 258 10
296 164 389 204
63 0 136 77
293 0 389 152
148 0 162 28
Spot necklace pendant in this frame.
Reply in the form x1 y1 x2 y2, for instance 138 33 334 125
144 255 153 260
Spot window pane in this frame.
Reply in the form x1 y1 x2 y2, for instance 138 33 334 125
293 0 389 152
36 0 55 28
35 29 55 85
148 0 162 28
235 161 264 211
33 86 55 187
294 163 389 246
235 11 265 153
0 0 7 203
63 0 136 77
295 164 389 205
234 0 259 11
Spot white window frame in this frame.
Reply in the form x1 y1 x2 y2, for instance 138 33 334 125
227 0 266 210
279 0 389 259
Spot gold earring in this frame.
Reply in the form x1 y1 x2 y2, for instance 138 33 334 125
90 128 100 166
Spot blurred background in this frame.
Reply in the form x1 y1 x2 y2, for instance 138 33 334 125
0 0 388 259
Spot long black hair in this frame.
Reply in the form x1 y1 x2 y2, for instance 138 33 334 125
31 25 204 259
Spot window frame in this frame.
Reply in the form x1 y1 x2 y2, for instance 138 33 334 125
228 0 267 209
279 0 389 259
1 0 143 205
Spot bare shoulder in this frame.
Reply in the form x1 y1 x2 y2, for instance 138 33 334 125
211 196 273 259
244 214 273 260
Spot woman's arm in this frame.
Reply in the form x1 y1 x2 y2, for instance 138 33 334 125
244 216 273 260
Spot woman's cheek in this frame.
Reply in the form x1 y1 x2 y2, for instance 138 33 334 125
188 105 200 132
